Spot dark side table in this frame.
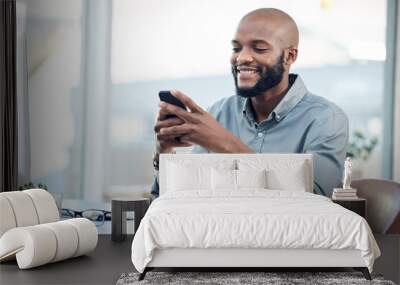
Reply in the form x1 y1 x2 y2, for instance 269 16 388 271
332 197 366 218
112 197 150 242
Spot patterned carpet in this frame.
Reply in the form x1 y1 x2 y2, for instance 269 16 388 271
116 271 396 285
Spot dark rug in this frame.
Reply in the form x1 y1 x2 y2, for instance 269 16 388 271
116 271 396 285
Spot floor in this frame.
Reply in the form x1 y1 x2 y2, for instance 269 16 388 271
0 235 399 285
0 235 134 285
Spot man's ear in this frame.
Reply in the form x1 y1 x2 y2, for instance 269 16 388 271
284 47 298 65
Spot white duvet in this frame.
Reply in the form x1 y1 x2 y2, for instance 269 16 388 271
131 190 380 273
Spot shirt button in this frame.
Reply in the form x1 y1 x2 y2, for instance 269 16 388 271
257 132 263 138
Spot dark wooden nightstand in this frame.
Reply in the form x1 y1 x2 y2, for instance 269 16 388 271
332 198 366 218
111 197 151 242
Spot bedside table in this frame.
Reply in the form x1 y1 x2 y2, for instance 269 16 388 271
111 197 151 242
332 198 366 218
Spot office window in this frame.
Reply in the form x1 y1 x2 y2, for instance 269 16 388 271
18 0 391 204
109 0 388 198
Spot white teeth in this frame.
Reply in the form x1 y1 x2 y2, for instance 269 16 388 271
239 70 257 74
237 67 258 74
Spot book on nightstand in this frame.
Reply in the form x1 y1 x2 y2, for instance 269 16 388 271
332 188 358 200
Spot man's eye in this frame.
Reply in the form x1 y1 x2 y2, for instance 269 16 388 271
254 47 269 52
232 47 241 52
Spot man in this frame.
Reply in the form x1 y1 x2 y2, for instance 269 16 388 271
152 8 348 197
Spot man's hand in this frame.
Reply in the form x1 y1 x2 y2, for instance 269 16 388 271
154 104 193 154
158 90 252 153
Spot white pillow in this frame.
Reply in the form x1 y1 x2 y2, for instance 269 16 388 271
237 159 310 192
266 163 308 191
211 168 236 190
211 169 267 190
167 162 211 192
236 169 267 189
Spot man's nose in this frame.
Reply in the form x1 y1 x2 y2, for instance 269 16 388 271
236 47 253 64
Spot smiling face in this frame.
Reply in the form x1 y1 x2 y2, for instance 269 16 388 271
230 9 299 98
231 47 285 98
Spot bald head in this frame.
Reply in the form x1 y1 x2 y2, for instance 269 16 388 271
230 8 299 97
239 8 299 49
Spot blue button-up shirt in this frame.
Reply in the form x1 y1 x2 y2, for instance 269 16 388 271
152 74 349 197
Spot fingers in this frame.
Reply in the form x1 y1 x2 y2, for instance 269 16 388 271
154 117 184 133
157 134 192 149
179 134 192 144
158 90 204 122
171 90 204 114
155 90 201 149
159 101 195 122
159 124 193 136
157 108 174 121
155 116 191 150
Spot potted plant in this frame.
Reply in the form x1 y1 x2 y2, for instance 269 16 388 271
346 130 379 179
18 182 48 191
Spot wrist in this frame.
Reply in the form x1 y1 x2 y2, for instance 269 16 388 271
156 143 175 154
161 148 175 154
222 134 252 153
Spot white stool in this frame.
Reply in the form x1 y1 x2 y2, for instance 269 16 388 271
0 189 98 269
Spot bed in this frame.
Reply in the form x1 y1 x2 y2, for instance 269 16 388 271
131 154 380 280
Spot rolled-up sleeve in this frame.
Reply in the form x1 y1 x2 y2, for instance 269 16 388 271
304 110 349 197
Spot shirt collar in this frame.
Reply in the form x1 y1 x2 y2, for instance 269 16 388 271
241 74 308 123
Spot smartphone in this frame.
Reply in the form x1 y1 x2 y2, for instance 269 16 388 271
159 91 187 119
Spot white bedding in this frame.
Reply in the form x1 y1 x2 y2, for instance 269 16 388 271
131 190 380 273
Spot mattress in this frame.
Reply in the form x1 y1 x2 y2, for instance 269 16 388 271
131 190 380 273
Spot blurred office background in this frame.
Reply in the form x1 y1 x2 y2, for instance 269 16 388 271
15 0 400 205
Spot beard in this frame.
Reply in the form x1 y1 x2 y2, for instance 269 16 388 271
232 52 285 98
